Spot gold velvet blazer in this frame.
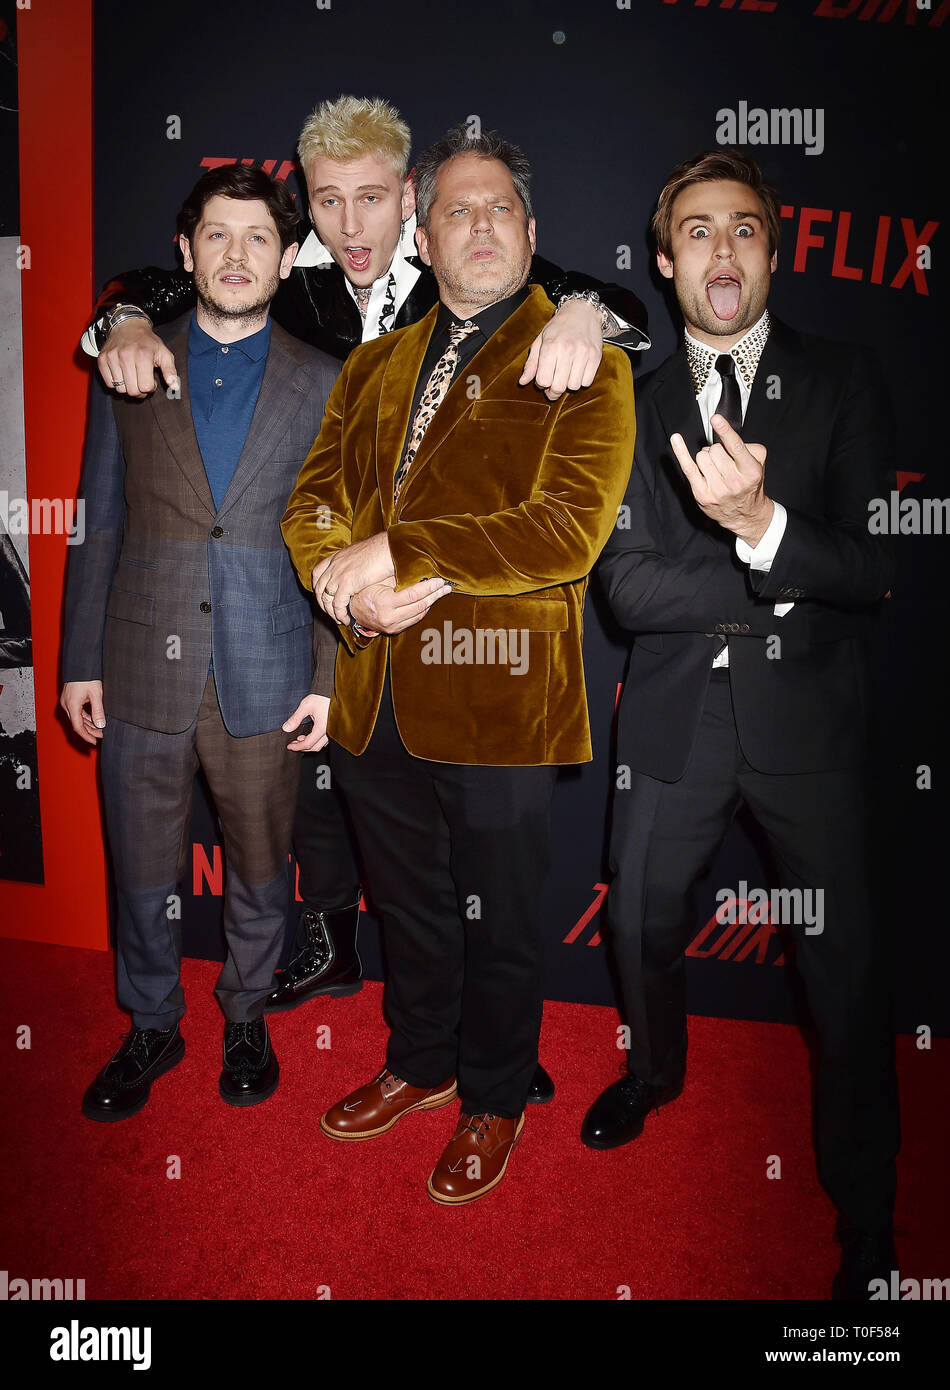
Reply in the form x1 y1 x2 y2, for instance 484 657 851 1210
282 285 635 765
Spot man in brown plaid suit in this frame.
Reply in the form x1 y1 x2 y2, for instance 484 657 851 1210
61 165 357 1119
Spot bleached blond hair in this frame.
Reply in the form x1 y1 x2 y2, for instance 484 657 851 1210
297 96 411 182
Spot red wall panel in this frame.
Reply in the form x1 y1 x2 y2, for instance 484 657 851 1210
4 0 108 948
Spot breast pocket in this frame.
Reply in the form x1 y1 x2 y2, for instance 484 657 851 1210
468 400 552 426
272 600 313 636
474 596 568 631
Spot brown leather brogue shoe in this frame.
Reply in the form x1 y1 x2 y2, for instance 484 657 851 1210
427 1111 525 1205
320 1068 457 1141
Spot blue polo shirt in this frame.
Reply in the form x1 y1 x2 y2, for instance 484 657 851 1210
188 314 271 509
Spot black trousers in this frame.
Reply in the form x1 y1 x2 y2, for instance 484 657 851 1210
330 676 557 1117
608 669 900 1230
291 750 361 924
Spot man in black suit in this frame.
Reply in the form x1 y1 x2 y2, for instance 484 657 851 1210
582 150 900 1300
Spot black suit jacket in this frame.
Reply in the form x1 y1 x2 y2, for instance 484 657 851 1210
599 318 896 781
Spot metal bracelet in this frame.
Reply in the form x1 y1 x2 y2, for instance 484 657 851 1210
556 290 611 337
104 304 153 337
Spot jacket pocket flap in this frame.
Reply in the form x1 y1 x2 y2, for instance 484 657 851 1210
469 400 552 425
105 587 155 626
474 596 568 632
272 600 314 636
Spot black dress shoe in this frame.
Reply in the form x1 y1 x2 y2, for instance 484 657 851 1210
265 904 363 1013
526 1063 555 1105
219 1017 279 1106
580 1069 683 1149
832 1226 898 1301
82 1024 184 1122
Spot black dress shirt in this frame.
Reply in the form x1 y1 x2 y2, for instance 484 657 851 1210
404 284 532 449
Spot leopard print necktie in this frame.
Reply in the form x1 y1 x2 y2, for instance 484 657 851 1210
393 321 478 503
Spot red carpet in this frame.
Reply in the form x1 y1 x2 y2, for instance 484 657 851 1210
0 937 945 1301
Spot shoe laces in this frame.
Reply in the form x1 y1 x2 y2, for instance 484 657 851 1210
281 914 332 982
117 1026 170 1061
225 1019 264 1050
460 1112 495 1141
615 1073 657 1109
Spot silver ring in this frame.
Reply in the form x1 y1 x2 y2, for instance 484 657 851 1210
112 379 125 388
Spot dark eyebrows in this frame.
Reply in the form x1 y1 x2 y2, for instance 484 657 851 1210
201 221 275 232
678 210 764 229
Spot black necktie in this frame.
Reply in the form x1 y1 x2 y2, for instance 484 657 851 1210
714 354 742 435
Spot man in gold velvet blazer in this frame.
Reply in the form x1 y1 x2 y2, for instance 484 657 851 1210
282 127 634 1205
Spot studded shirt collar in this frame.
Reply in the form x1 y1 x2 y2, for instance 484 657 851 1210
685 311 771 396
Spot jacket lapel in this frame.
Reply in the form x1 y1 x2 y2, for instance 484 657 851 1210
217 324 310 516
653 348 707 460
741 318 801 474
392 285 555 517
148 323 216 517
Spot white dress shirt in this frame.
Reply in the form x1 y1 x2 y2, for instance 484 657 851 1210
684 313 792 667
293 216 422 342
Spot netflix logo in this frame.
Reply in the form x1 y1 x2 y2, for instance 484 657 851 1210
781 205 937 295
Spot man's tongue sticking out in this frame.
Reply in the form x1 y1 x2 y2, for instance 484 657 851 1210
707 273 741 321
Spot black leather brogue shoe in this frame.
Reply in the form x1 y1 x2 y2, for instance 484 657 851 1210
526 1063 555 1104
219 1017 279 1106
265 904 363 1013
82 1024 184 1122
580 1069 683 1149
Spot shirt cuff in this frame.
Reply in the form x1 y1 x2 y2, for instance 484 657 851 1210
735 501 787 571
602 309 651 352
81 324 101 358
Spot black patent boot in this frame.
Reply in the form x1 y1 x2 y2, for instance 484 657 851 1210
264 903 363 1013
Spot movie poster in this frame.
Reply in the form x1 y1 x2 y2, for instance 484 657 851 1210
0 11 43 885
